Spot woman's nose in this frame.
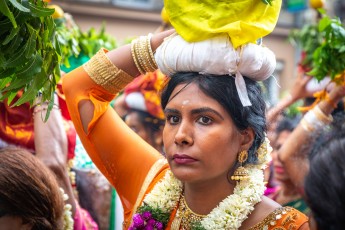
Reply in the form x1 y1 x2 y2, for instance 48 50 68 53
174 122 193 146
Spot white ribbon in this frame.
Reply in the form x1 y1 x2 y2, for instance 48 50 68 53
235 71 252 106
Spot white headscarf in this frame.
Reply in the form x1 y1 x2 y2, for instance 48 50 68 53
154 33 276 106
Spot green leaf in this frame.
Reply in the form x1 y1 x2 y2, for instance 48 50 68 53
318 17 330 33
24 23 37 58
12 71 46 106
6 90 18 105
0 76 29 92
3 39 29 67
8 0 29 12
0 89 17 104
6 34 23 54
16 53 42 78
0 0 17 27
0 77 12 89
0 52 5 68
0 67 16 79
2 25 20 45
28 2 54 17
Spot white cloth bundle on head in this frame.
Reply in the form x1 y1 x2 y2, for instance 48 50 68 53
154 33 276 106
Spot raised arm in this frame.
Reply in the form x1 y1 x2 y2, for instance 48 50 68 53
62 30 174 212
278 84 345 190
33 94 76 216
266 70 313 124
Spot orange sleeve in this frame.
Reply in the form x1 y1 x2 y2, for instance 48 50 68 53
249 207 309 230
62 66 163 212
268 207 309 230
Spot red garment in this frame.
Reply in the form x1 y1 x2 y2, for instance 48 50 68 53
0 87 76 159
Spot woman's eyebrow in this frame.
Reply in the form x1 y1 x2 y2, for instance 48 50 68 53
164 108 180 114
191 107 224 120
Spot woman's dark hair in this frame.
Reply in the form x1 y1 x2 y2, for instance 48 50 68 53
161 72 266 164
304 112 345 230
276 115 301 135
0 147 64 229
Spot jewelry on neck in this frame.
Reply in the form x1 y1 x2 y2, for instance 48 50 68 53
176 194 207 230
129 137 272 229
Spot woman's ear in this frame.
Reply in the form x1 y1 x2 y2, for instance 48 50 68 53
154 131 163 151
239 128 255 151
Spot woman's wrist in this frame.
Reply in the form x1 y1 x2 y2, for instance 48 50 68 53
150 29 175 52
300 104 333 132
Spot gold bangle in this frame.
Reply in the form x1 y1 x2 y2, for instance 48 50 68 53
140 36 155 71
131 39 145 75
312 105 333 123
137 36 152 73
83 48 134 94
131 35 157 74
300 118 315 132
146 33 158 70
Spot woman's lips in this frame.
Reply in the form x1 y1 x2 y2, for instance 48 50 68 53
173 154 197 164
274 165 285 174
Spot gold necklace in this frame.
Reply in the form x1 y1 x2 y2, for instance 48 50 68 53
171 194 207 230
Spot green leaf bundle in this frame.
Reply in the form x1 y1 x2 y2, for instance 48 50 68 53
308 12 345 81
0 0 59 120
289 10 345 82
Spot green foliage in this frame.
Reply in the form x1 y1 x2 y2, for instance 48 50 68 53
0 0 59 120
79 22 117 57
284 99 303 118
308 11 345 81
138 204 170 225
289 10 345 82
191 221 206 230
54 16 81 68
288 24 324 71
0 1 117 120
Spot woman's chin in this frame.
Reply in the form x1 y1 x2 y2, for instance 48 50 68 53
170 167 200 183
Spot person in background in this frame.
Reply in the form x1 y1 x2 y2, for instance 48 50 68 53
268 115 309 214
0 147 66 229
113 70 167 153
277 84 344 228
304 112 345 230
33 93 98 230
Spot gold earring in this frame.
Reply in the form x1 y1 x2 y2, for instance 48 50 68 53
231 150 249 181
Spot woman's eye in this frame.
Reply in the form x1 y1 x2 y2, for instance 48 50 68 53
197 116 212 125
167 115 180 124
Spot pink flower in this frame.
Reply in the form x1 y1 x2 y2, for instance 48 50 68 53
133 213 144 227
142 211 152 220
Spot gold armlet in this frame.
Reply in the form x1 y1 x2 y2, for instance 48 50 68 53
83 48 134 94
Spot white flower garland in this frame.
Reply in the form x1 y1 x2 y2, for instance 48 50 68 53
60 188 74 230
200 166 265 229
138 138 272 229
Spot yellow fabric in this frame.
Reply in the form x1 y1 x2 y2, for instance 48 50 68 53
164 0 282 48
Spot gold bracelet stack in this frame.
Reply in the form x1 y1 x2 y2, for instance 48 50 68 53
131 33 158 74
301 105 333 132
83 49 134 94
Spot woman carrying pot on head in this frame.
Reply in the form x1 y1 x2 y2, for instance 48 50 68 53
62 1 308 228
62 30 309 229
